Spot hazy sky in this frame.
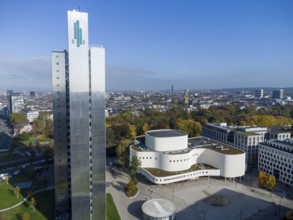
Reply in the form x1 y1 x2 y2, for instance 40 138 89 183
0 0 292 91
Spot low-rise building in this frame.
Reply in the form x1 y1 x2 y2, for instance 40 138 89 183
203 123 267 167
130 129 245 184
27 111 39 123
142 199 176 220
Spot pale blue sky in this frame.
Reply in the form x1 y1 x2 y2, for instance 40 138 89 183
0 0 292 91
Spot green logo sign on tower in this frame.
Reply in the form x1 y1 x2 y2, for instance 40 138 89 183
74 20 83 47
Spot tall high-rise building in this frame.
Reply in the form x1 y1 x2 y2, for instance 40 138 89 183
52 10 105 220
272 89 284 99
7 93 24 115
184 88 189 105
254 89 264 99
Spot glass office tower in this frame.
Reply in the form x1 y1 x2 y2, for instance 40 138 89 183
52 10 105 220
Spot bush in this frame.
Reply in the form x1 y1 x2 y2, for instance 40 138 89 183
19 132 30 141
125 179 138 197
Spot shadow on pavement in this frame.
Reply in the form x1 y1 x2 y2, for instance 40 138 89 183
127 200 145 219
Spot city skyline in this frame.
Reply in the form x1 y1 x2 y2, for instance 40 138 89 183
1 0 293 91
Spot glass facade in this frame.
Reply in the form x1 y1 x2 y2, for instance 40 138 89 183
53 10 105 220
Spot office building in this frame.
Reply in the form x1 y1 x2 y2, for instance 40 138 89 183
254 89 264 99
266 127 291 141
130 129 245 184
272 89 284 99
7 93 24 115
258 139 293 187
203 123 292 169
203 123 267 168
52 10 105 219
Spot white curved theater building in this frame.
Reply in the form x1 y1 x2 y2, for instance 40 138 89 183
130 129 245 184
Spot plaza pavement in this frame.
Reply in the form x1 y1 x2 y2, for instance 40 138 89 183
106 166 293 220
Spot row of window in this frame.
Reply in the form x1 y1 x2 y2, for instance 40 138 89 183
138 154 199 162
142 170 210 183
259 148 293 161
259 153 292 164
265 143 293 154
258 162 293 173
138 156 157 160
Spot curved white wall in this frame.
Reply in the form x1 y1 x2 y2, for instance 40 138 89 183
140 168 220 184
197 149 245 178
146 133 188 152
130 145 245 182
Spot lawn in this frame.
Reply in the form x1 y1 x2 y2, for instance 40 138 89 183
0 183 23 209
107 193 121 220
0 183 47 220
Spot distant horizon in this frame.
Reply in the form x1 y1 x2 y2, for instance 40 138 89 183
1 1 293 91
1 86 293 94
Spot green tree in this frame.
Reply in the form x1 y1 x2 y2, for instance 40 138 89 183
142 123 149 133
18 132 30 141
9 112 28 134
29 197 36 211
128 156 141 178
106 127 116 147
129 125 137 139
44 118 53 138
125 179 138 197
176 118 202 137
4 175 9 184
14 186 21 199
31 118 45 134
116 139 132 167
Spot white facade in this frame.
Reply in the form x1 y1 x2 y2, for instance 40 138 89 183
130 130 245 184
145 130 188 152
258 139 293 187
254 89 264 99
234 131 263 166
27 111 39 123
7 93 24 115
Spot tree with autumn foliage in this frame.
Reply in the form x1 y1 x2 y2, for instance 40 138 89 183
266 175 277 190
258 171 267 188
258 171 277 190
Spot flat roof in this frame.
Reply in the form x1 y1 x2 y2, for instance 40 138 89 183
146 129 186 138
188 137 244 155
145 164 216 177
142 199 176 217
